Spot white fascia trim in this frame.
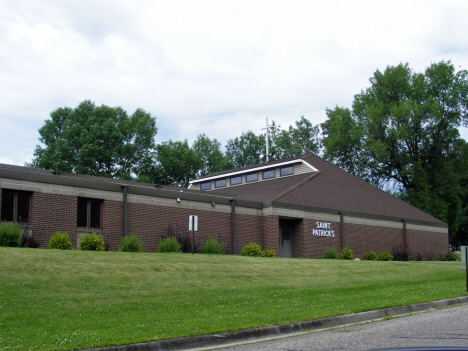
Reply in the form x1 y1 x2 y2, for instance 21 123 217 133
189 159 319 184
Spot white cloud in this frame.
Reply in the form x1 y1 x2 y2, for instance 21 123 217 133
1 0 468 165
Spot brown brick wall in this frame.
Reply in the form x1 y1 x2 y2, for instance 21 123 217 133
291 220 304 258
262 215 279 255
0 184 450 258
30 192 77 248
127 203 235 253
235 213 264 254
407 229 449 259
102 200 123 251
300 219 341 259
344 223 403 258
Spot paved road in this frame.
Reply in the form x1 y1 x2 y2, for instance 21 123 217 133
208 304 468 351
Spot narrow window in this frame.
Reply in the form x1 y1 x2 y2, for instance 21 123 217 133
77 197 102 229
263 169 275 180
215 179 226 188
1 189 31 223
280 166 294 176
89 199 101 228
200 182 211 190
77 198 88 227
246 173 258 182
230 176 242 185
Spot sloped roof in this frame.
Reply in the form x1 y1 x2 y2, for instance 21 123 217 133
207 154 443 224
205 172 316 202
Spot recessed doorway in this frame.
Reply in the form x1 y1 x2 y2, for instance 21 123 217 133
279 219 300 258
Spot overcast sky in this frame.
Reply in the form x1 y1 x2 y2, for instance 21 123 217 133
1 0 468 166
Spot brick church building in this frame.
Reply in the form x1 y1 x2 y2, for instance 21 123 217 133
0 154 448 258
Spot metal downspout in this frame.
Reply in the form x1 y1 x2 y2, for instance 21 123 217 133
403 220 407 248
340 212 345 250
122 186 128 237
230 199 236 255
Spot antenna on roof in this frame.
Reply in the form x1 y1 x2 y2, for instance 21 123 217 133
261 117 275 162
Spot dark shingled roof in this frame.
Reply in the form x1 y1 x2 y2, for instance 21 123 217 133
205 172 315 202
207 153 443 224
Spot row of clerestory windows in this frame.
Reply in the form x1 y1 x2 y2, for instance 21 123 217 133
200 165 294 190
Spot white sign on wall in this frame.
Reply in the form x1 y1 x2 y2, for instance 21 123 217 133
312 221 335 238
189 215 198 231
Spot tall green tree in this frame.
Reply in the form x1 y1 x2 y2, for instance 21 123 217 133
271 116 320 158
152 140 204 187
192 134 230 177
321 61 468 246
30 100 157 180
225 131 265 168
224 117 320 168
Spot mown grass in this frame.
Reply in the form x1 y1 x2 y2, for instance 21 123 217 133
1 248 466 351
410 261 466 267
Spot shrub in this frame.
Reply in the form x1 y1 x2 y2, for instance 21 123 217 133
119 234 142 252
413 252 424 261
163 224 196 253
392 245 410 261
323 247 338 259
241 242 262 257
48 231 73 250
80 232 105 251
200 238 225 255
339 246 353 260
21 233 40 248
261 248 276 257
157 236 181 253
361 250 377 260
378 251 393 261
424 251 436 261
439 251 457 261
454 251 461 261
0 222 22 247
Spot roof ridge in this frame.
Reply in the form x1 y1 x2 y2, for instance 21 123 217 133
271 172 321 202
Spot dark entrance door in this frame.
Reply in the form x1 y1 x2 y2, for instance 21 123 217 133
279 219 294 258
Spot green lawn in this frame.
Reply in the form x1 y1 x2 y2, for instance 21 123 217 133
1 248 466 351
411 261 466 267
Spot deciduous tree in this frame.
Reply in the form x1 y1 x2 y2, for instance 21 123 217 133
225 131 265 168
271 116 320 159
192 134 229 177
321 61 468 245
152 140 203 187
30 100 157 180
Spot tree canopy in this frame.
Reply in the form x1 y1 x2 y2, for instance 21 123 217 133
149 140 203 188
322 61 468 246
270 116 320 159
225 131 265 168
192 134 229 177
30 100 157 180
224 117 321 168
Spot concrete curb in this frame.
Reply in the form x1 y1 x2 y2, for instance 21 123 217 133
87 296 468 351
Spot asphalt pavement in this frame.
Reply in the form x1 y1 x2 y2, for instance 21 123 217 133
208 303 468 351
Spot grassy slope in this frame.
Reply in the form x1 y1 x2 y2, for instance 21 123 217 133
1 248 466 351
